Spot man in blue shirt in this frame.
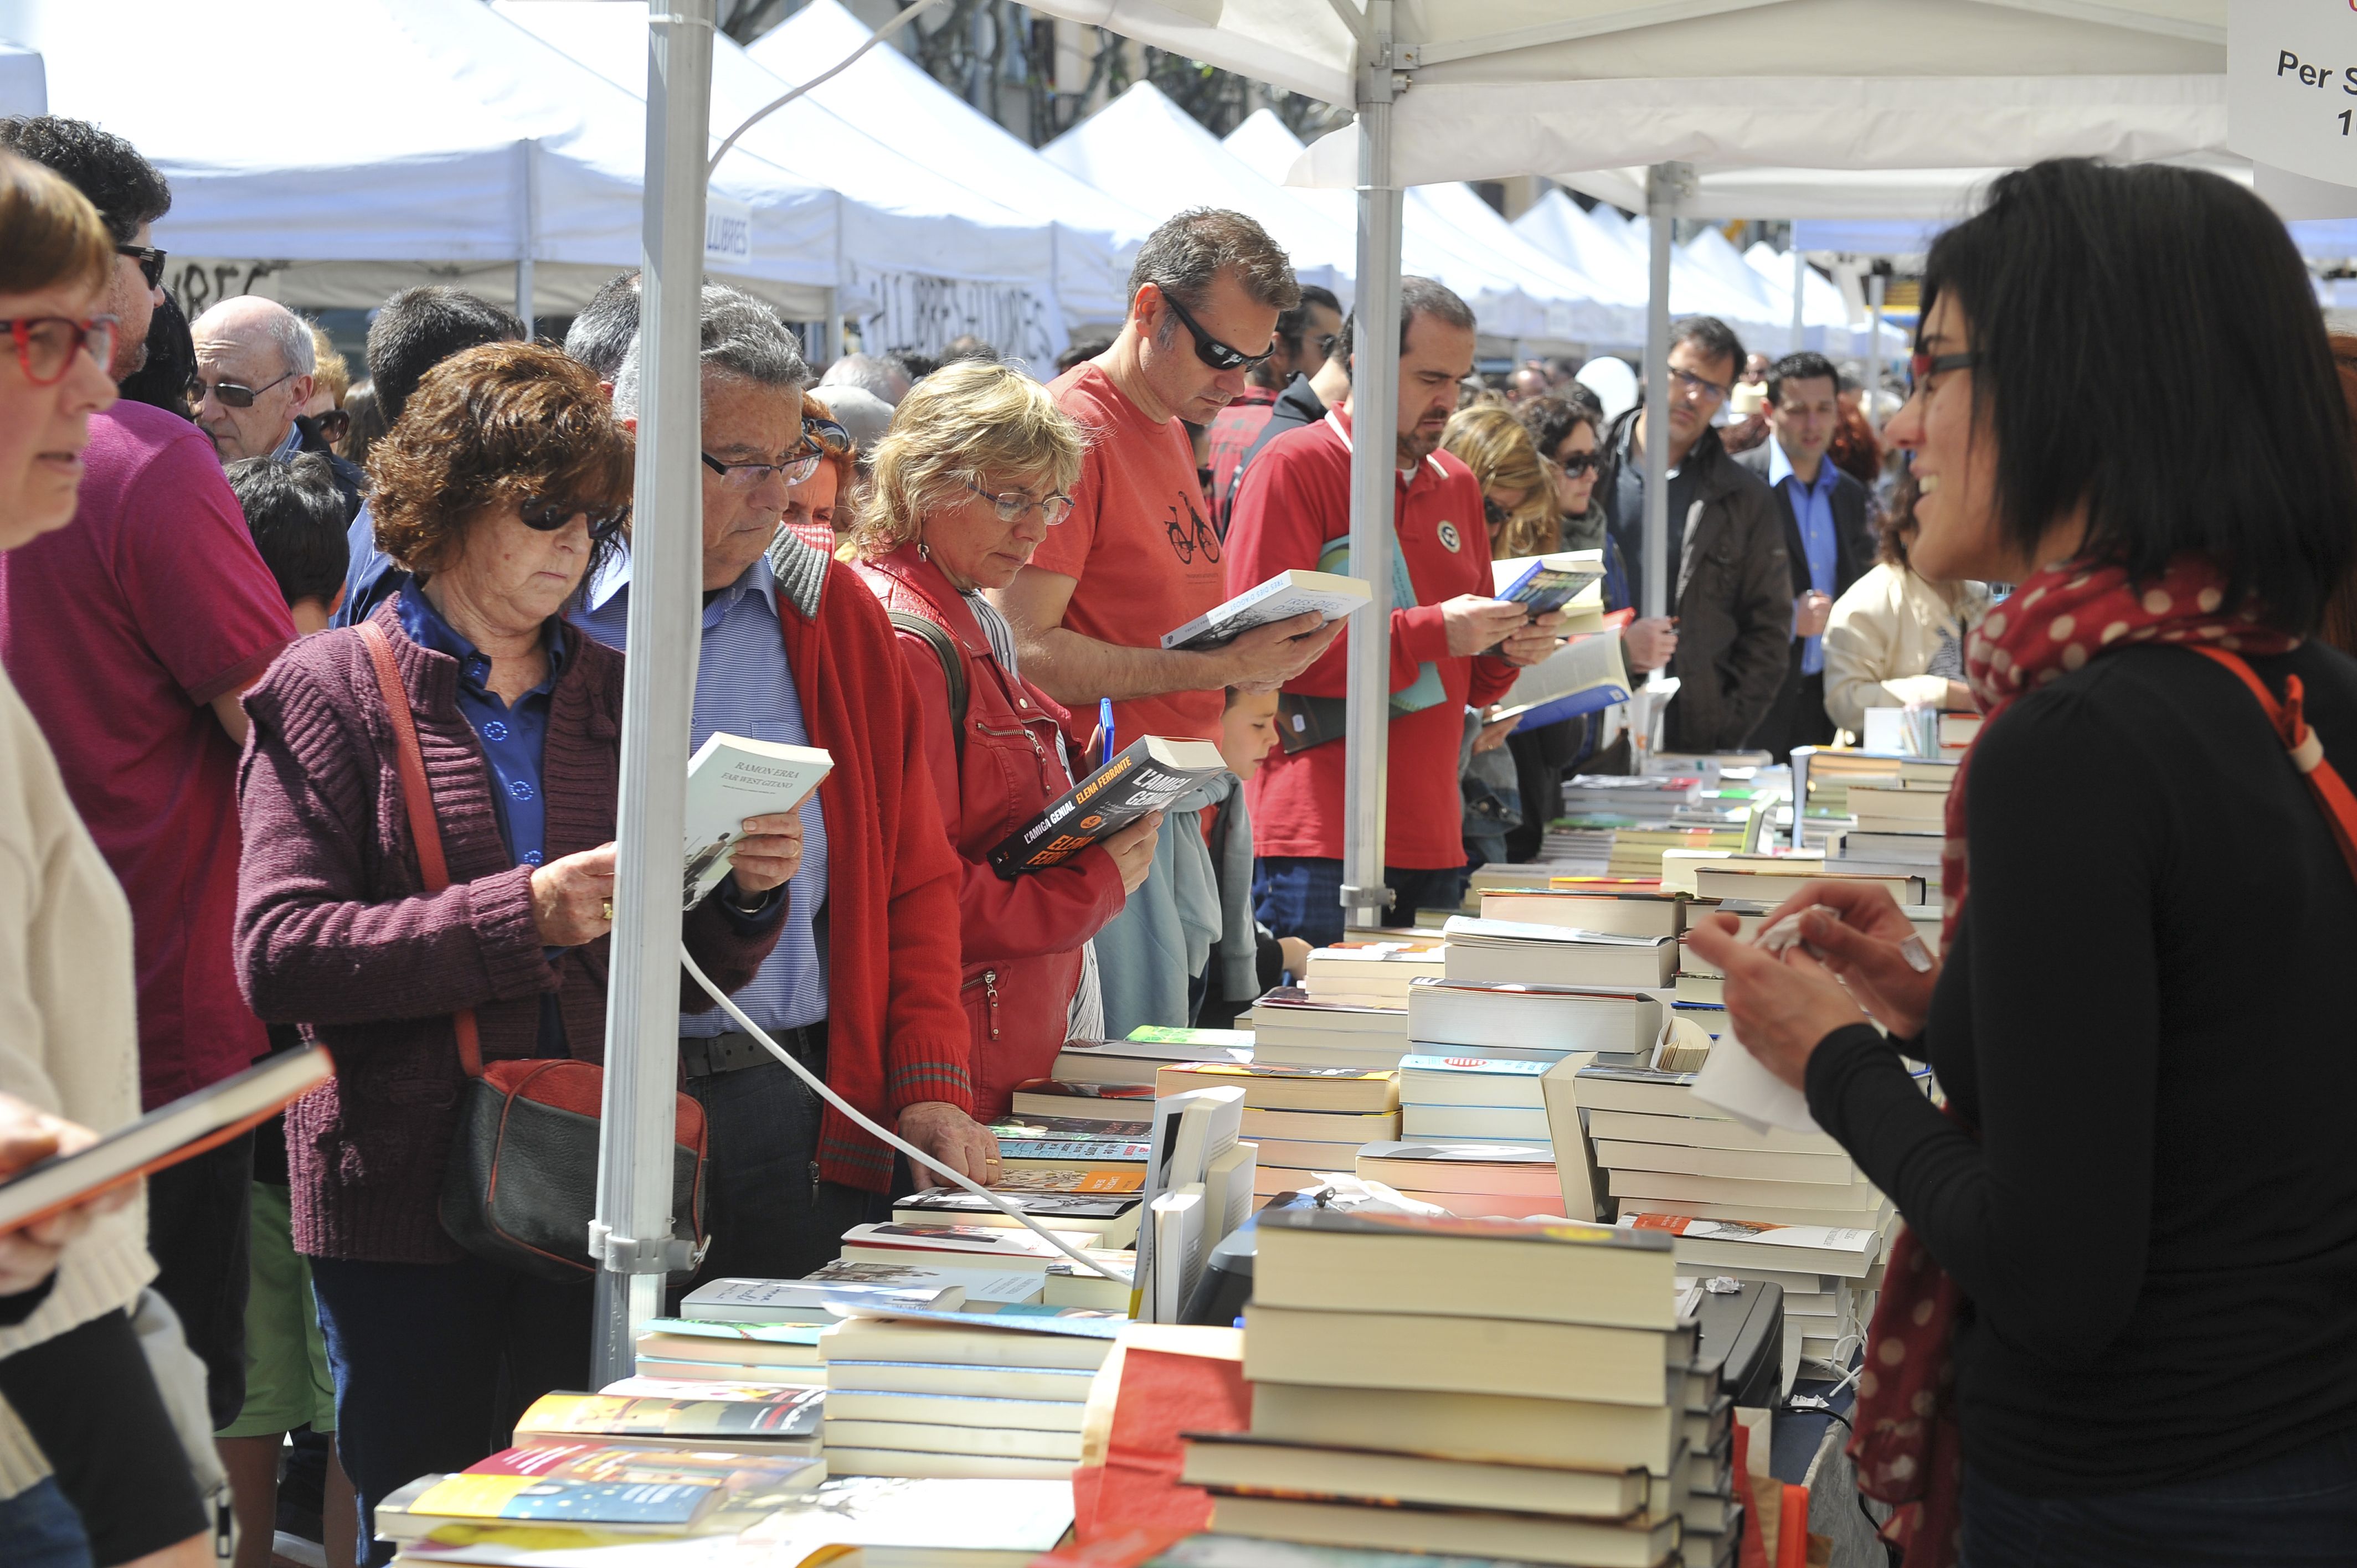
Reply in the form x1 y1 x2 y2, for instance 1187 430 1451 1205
1738 350 1877 760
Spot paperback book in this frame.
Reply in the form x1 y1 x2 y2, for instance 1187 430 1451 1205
989 737 1227 878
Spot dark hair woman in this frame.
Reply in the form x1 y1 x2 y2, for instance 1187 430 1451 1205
1687 158 2357 1566
233 342 800 1563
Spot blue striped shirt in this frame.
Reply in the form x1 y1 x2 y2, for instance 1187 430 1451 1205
571 549 830 1035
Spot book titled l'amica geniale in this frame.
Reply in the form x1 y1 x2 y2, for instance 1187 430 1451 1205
987 735 1226 878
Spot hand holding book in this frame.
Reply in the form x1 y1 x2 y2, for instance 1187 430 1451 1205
0 1095 126 1293
720 811 805 897
1214 609 1346 695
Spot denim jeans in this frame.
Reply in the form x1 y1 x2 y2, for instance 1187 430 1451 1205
0 1478 92 1568
683 1058 893 1286
1960 1428 2357 1566
1252 855 1468 951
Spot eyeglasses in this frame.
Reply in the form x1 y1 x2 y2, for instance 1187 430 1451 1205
964 480 1072 527
116 244 167 290
310 408 351 445
1160 290 1275 374
200 368 296 409
1551 450 1600 477
521 495 631 541
1908 350 1978 392
1664 365 1732 405
1 315 117 386
701 417 852 489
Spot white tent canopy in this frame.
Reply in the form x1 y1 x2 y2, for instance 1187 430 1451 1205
497 0 1070 363
746 0 1154 334
0 0 840 318
0 40 42 115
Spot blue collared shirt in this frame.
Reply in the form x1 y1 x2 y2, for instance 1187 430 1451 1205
394 585 566 869
1768 439 1840 676
570 548 830 1037
333 504 406 630
269 422 303 461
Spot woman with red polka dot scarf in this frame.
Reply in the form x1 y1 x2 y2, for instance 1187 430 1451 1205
1687 159 2357 1568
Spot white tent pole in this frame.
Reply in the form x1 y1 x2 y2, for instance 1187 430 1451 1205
589 0 713 1384
1790 244 1805 356
1640 164 1679 624
515 137 540 333
1867 273 1887 432
1341 2 1404 929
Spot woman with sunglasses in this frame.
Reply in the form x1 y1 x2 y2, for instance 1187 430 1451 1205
781 389 857 548
231 342 796 1560
0 152 215 1568
1689 161 2357 1564
844 360 1156 1122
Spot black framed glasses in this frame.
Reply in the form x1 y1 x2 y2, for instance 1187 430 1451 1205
521 495 631 540
963 481 1072 526
702 416 852 489
1664 364 1732 405
1 315 117 386
199 368 296 409
1908 350 1978 391
116 244 167 290
1550 450 1600 478
1161 290 1275 373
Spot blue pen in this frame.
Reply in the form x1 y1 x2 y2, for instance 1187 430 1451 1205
1099 698 1116 767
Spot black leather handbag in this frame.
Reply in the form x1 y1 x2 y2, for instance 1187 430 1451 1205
357 621 708 1281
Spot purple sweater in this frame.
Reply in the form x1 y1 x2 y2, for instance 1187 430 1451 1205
234 600 780 1263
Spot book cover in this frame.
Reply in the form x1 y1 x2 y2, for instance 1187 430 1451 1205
1012 1080 1157 1104
989 737 1228 878
682 731 832 911
994 1138 1152 1163
1159 569 1371 651
679 1275 963 1323
514 1386 825 1442
1126 1025 1254 1049
1254 1205 1660 1254
1490 550 1606 617
991 1169 1147 1194
993 1115 1155 1141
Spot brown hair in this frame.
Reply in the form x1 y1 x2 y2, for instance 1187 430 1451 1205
841 359 1084 562
367 341 632 577
1442 405 1556 559
0 151 111 300
1127 207 1300 315
308 323 351 406
2319 333 2357 656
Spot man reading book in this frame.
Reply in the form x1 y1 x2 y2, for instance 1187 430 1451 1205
996 209 1343 1033
1224 279 1563 947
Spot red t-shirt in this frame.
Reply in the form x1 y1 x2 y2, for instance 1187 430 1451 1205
1223 409 1517 870
1032 364 1225 747
0 401 294 1105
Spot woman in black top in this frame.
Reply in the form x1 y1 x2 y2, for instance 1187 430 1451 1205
1689 160 2357 1566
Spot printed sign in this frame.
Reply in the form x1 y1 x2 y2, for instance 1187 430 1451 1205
704 197 754 268
2229 0 2357 188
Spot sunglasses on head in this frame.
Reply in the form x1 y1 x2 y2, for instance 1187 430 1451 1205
1161 289 1275 374
2 315 117 386
521 495 631 540
116 244 167 290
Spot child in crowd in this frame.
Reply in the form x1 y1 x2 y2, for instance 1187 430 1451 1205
1195 687 1313 1028
227 452 350 634
220 451 357 1568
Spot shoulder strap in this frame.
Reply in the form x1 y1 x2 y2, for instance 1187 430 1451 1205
888 608 967 763
2190 645 2357 881
357 621 485 1077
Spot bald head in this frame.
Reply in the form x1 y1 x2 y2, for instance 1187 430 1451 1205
193 296 317 461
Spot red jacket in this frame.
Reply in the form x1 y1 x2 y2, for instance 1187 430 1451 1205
1224 409 1519 869
765 532 975 1189
851 548 1126 1120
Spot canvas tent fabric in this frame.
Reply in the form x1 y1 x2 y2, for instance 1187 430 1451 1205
0 40 42 115
497 0 1069 363
0 0 840 317
747 0 1154 334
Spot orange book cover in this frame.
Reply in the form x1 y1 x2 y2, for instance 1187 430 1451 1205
1075 1335 1249 1544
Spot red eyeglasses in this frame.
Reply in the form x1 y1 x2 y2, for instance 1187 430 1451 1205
1908 350 1978 390
2 315 118 386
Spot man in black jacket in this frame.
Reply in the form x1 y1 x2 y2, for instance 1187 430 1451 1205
1598 317 1792 754
1737 351 1878 759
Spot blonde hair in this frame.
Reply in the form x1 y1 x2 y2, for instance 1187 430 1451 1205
840 360 1085 561
309 323 351 406
0 151 111 300
1443 404 1555 559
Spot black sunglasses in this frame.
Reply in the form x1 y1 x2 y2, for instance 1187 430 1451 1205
200 368 295 409
1161 289 1274 373
522 496 631 540
1552 450 1600 477
116 244 166 290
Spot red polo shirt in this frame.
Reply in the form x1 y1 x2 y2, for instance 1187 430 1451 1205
1223 409 1517 870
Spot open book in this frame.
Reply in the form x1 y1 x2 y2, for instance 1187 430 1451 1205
1160 569 1371 651
683 733 833 910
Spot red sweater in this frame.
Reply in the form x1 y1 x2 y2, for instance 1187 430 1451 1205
1223 410 1518 869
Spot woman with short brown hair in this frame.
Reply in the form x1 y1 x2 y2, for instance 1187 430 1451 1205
233 341 801 1562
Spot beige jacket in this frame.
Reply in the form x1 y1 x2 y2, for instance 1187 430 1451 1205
1823 561 1993 742
0 662 156 1493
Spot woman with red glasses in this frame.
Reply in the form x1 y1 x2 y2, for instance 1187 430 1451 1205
0 152 214 1568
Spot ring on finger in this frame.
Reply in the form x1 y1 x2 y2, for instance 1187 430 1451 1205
600 899 614 922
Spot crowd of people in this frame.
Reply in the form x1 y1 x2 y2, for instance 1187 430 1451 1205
3 98 2357 1568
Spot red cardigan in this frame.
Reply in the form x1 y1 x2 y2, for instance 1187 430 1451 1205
764 530 974 1188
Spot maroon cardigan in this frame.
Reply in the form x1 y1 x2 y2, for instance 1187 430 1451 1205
233 599 780 1263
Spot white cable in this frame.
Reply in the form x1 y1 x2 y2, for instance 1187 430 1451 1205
678 943 1134 1287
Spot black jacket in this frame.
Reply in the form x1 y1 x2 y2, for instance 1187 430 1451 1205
1597 409 1792 752
1735 442 1876 607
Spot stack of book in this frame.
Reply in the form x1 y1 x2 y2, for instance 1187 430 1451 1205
892 1187 1145 1250
1300 942 1445 1008
376 1441 825 1546
835 1221 1134 1312
1571 1063 1893 1375
1793 749 1956 852
1154 1060 1400 1206
634 1317 829 1387
1246 986 1414 1068
1407 976 1665 1062
1476 887 1688 941
1677 901 1944 1004
817 1309 1123 1479
513 1378 827 1459
1441 916 1679 989
1836 773 1953 871
1561 775 1704 823
1398 1054 1553 1152
1688 857 1927 909
1189 1208 1721 1566
1352 1142 1565 1220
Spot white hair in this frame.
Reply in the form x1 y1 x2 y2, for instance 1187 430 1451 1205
194 296 316 379
610 282 809 420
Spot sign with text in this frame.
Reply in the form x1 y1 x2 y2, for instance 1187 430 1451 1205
2230 0 2357 188
704 197 754 268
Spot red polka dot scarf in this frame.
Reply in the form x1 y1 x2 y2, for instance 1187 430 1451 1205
1851 554 2289 1568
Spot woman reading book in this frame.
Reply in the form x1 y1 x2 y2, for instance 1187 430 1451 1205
230 344 797 1563
1688 160 2357 1564
843 360 1158 1125
0 153 210 1568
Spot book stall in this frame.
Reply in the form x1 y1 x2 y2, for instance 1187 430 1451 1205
337 744 1958 1568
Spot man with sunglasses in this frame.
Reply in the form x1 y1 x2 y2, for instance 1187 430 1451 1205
1002 209 1342 1036
0 115 297 1435
1595 315 1792 754
192 296 365 523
